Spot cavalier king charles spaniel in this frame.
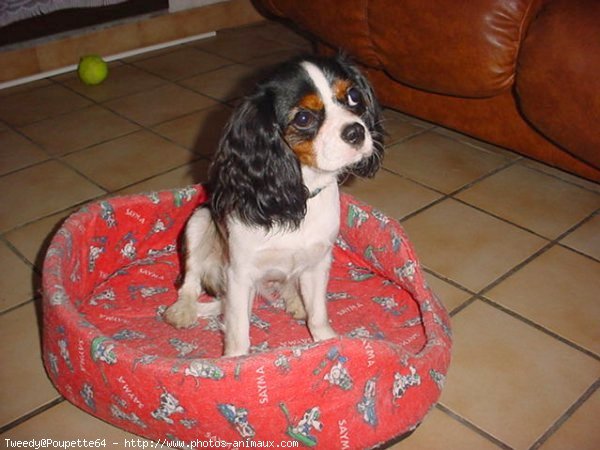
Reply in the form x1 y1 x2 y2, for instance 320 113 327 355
164 55 384 356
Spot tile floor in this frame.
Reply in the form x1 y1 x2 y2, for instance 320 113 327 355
0 21 599 450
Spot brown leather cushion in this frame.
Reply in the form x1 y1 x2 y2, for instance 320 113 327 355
257 0 382 67
369 0 541 98
516 0 600 169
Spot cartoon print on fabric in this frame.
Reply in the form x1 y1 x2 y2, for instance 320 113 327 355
218 403 256 439
372 296 405 316
392 366 421 401
80 383 96 412
347 204 369 228
364 245 385 270
91 336 117 365
169 338 198 358
99 201 117 228
111 396 148 429
118 232 138 261
88 236 107 273
395 260 417 281
151 389 184 424
280 403 323 447
357 377 378 426
112 329 146 341
129 285 169 300
314 347 353 390
90 288 116 308
173 186 197 207
184 360 225 382
430 369 446 391
47 352 59 376
58 337 74 372
371 209 390 229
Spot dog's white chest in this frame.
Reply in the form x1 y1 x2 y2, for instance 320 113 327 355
227 184 340 281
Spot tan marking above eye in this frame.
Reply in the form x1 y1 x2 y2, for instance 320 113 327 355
298 93 324 111
334 79 352 102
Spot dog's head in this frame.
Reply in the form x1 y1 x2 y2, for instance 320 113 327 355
209 55 384 229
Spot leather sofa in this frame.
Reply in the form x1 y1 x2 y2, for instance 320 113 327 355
253 0 600 182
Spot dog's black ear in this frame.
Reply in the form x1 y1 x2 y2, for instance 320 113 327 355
337 54 385 178
209 89 308 230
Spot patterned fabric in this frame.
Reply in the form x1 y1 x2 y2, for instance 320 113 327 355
42 185 452 449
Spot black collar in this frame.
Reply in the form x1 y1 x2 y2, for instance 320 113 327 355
308 183 331 199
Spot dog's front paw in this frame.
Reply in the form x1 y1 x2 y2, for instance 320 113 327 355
310 323 337 342
164 296 199 328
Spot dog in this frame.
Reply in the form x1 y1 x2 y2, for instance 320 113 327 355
164 55 384 356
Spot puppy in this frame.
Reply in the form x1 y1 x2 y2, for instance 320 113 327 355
164 55 384 356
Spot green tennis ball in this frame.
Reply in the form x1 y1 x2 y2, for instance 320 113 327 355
77 55 108 86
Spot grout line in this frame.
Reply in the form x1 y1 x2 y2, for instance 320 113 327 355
478 296 600 361
435 403 514 450
0 298 36 317
528 378 600 450
477 207 600 299
0 397 65 434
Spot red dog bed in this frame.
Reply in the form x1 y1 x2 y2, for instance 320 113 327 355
42 186 451 449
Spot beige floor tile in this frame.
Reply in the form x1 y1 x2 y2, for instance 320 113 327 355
62 131 193 191
539 389 600 450
424 272 472 312
560 214 600 260
153 105 231 156
442 300 600 450
456 164 600 239
1 401 152 447
4 209 74 269
196 32 294 62
0 79 53 98
180 64 259 102
486 245 600 355
385 132 510 193
391 408 502 450
522 159 600 194
434 126 521 160
19 105 139 156
245 49 308 70
381 109 428 145
57 64 166 103
0 161 105 233
0 303 60 427
380 109 436 130
105 84 217 127
0 84 91 127
0 129 48 175
341 170 442 220
117 160 210 195
132 47 231 81
402 199 548 292
0 243 36 313
256 23 313 49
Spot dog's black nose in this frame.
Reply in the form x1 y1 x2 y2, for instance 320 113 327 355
341 122 365 146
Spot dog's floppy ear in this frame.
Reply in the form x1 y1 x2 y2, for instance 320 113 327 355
209 89 308 230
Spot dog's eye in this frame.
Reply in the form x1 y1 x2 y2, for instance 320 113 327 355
292 111 315 128
347 87 362 107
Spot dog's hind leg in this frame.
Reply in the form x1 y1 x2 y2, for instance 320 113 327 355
164 207 224 328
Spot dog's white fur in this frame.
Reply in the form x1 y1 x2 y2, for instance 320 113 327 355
164 62 376 356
